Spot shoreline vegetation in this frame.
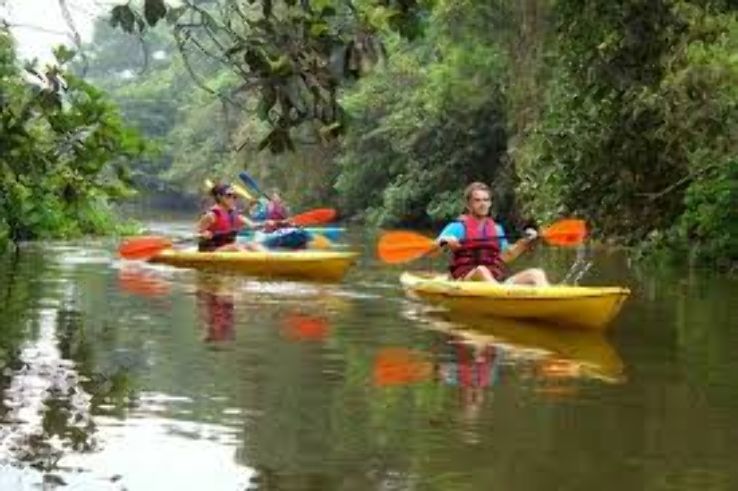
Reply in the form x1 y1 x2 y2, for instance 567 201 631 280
1 1 736 271
0 33 145 252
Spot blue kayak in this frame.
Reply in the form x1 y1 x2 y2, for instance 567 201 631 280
242 227 310 249
239 226 345 242
303 226 345 241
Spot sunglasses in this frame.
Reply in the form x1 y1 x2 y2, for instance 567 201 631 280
224 192 237 198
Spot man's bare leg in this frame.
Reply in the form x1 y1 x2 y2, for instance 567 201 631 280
506 268 549 286
462 266 499 282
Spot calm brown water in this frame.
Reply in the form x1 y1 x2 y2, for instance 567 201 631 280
0 224 736 490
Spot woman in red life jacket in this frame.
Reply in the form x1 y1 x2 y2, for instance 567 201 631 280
436 182 549 286
197 183 272 252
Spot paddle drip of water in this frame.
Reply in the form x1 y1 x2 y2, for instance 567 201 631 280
561 245 593 285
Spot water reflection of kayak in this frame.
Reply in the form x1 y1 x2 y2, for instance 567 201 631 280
403 306 625 384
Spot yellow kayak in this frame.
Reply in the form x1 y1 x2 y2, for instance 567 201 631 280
400 272 630 331
149 249 358 282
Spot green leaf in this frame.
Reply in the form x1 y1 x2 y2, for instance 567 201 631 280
268 54 292 77
53 45 76 65
257 134 270 152
244 48 270 73
144 0 167 27
310 21 330 37
284 134 295 152
257 86 277 121
166 6 186 24
367 6 397 31
110 5 136 33
225 43 246 58
263 0 272 18
311 0 333 12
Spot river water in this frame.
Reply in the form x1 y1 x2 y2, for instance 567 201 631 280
0 223 736 490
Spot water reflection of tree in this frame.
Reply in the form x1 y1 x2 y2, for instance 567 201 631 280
2 304 139 472
0 252 54 469
0 252 44 367
0 250 141 473
0 252 49 433
56 307 137 422
69 266 154 418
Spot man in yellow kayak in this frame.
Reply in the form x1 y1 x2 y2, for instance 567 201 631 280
437 182 549 286
198 183 277 252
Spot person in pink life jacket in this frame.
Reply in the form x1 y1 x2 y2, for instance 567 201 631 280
260 188 292 233
436 182 549 285
266 188 290 221
197 183 278 252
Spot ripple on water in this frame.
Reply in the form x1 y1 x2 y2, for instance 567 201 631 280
51 245 113 268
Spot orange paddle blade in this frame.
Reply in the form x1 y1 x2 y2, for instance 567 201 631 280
377 231 436 264
118 236 173 260
118 268 171 297
373 348 433 387
281 313 330 342
291 208 337 227
541 219 587 246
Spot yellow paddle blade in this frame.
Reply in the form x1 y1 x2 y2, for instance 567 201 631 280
233 183 254 201
308 233 333 250
203 179 254 201
377 231 437 264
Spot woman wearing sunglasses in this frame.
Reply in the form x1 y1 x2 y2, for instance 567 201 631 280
197 183 269 252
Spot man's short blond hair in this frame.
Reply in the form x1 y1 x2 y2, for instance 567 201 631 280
463 182 491 202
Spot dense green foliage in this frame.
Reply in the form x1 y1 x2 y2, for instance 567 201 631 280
334 0 512 226
0 30 145 251
515 1 738 265
99 0 737 266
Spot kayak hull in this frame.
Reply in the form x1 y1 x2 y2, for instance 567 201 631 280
149 249 358 282
400 272 630 331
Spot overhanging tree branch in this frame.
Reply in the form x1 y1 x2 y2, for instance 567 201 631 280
58 0 89 74
107 0 427 152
